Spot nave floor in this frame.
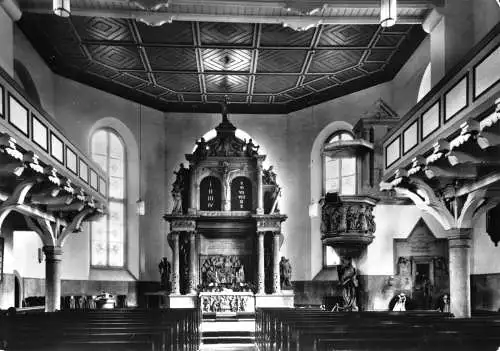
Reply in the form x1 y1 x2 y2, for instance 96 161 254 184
199 343 258 351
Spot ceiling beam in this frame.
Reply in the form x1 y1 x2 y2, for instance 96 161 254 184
23 8 425 25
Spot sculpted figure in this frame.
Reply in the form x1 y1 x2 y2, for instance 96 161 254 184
280 256 293 290
194 137 208 158
263 166 277 185
171 185 183 214
245 138 259 157
366 206 376 233
172 163 189 214
337 257 359 311
338 206 347 232
158 257 171 291
358 205 368 232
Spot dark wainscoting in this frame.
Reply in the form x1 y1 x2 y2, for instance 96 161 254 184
20 278 161 308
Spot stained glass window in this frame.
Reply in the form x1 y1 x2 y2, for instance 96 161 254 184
323 131 356 196
91 129 125 267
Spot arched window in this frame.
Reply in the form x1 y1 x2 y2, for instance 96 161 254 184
90 129 126 267
323 131 356 196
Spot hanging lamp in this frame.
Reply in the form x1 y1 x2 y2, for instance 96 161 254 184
53 0 70 17
380 0 397 28
136 104 145 216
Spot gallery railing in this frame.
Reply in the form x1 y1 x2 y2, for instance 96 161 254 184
382 23 500 180
0 66 107 205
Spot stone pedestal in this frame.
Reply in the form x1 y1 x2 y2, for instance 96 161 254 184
447 228 472 318
43 246 62 312
255 291 294 308
163 294 198 309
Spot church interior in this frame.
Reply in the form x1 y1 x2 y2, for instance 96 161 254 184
0 0 499 350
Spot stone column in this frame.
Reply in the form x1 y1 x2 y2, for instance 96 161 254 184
189 231 197 294
257 163 264 214
43 246 63 312
257 232 265 294
273 232 281 294
171 232 180 295
447 228 472 318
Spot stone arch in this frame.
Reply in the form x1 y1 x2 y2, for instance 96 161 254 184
13 59 41 106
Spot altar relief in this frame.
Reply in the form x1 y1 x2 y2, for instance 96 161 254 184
163 99 292 311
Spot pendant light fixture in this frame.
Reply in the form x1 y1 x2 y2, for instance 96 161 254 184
53 0 71 17
380 0 397 28
136 104 145 216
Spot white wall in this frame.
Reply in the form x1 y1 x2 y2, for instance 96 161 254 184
358 205 445 275
0 8 13 76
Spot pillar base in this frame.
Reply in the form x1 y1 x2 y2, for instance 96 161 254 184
255 292 294 308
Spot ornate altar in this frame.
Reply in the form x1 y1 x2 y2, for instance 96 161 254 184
163 100 293 311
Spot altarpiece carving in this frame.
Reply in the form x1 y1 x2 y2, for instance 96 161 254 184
163 100 292 311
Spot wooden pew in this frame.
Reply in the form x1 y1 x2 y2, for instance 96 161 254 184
256 308 500 351
2 308 200 351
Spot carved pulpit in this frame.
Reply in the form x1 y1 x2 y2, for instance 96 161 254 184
163 101 292 311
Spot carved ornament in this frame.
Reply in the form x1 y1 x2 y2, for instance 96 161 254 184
200 294 251 313
170 219 196 232
320 195 378 258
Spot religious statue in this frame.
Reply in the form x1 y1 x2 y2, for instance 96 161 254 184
172 163 189 214
280 256 293 290
158 257 171 292
245 138 259 157
173 163 189 189
235 265 246 285
171 186 183 214
392 293 407 311
270 186 281 214
437 293 450 313
337 257 359 311
194 137 208 158
263 166 277 185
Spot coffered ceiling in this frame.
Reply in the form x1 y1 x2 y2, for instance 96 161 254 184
16 1 430 113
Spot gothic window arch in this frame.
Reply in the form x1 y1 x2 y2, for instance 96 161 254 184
90 129 126 267
323 130 356 196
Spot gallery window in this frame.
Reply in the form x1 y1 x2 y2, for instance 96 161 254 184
90 129 126 267
323 131 356 196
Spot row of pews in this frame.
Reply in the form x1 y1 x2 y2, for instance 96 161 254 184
0 308 200 351
256 308 500 351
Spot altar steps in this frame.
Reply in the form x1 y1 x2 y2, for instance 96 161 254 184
200 313 256 348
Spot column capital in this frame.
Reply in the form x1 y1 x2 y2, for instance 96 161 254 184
43 246 63 258
446 227 472 247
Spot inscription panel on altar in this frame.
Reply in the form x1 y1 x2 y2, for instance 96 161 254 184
201 237 253 255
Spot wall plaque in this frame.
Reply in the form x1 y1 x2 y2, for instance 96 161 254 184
200 176 222 211
231 176 252 211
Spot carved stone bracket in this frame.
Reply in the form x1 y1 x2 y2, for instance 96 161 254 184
321 195 378 258
166 217 197 232
253 214 287 233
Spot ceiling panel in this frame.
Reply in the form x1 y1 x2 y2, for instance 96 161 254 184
201 48 252 71
72 17 133 42
257 50 306 73
200 22 254 45
17 13 427 113
308 50 363 73
260 24 314 47
136 21 194 44
146 47 198 71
